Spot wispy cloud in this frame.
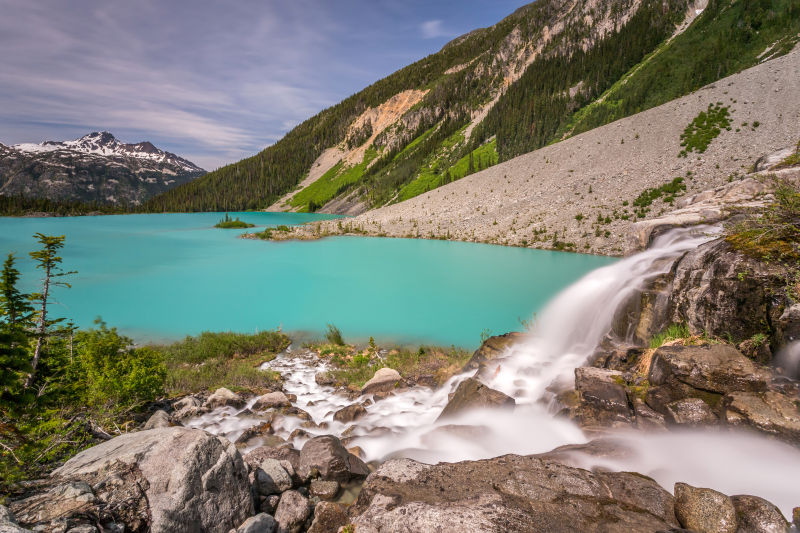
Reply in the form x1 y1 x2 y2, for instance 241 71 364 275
0 0 528 169
420 19 454 39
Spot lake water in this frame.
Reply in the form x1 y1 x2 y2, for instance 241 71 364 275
0 212 616 348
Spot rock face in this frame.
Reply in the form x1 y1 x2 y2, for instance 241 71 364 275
724 391 800 444
437 378 515 420
673 483 737 533
649 344 770 394
307 502 348 533
731 495 789 533
361 368 401 395
47 427 253 533
350 455 679 532
297 435 370 483
572 367 632 428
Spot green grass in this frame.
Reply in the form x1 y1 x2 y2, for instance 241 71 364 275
397 139 497 202
290 148 378 211
679 103 731 157
649 323 691 348
152 331 290 395
632 177 686 217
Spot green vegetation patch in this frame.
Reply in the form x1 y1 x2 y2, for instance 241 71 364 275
215 213 255 229
291 147 378 211
632 177 686 217
649 323 691 348
679 103 731 157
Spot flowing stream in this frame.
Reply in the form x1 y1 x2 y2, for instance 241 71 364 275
189 225 800 516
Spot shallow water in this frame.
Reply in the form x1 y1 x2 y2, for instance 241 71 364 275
0 212 615 347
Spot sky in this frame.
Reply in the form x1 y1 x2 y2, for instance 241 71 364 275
0 0 528 171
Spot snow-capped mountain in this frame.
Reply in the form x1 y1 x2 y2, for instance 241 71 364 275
0 132 205 205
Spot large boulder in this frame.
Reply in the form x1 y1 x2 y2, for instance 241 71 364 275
254 458 293 495
143 409 171 429
665 398 718 426
361 368 401 395
298 435 369 483
350 455 679 532
724 391 800 446
673 482 737 533
437 378 515 420
731 494 789 533
274 490 311 533
0 505 30 533
253 391 291 410
46 427 252 533
462 332 525 373
307 502 348 533
649 344 771 395
570 367 633 428
205 387 246 409
333 404 367 423
235 513 278 533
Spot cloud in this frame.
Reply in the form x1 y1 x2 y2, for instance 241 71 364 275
420 19 453 39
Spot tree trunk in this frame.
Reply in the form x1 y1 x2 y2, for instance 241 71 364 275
25 263 50 388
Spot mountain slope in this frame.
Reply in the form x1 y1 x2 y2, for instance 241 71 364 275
279 45 800 256
145 0 799 215
144 0 694 213
0 132 205 206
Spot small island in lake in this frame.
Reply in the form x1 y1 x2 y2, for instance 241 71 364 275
214 213 255 229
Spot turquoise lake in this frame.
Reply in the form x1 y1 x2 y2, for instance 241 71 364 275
0 213 616 348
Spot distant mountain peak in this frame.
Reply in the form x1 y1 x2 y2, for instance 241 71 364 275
12 132 204 172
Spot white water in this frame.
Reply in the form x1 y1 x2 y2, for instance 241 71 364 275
189 225 800 517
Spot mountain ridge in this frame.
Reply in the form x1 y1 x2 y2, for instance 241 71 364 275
0 132 205 206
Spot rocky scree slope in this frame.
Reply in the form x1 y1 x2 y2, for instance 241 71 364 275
0 132 205 205
272 45 800 255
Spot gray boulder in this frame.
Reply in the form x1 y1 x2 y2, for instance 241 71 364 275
361 368 401 395
571 367 633 428
171 395 205 420
350 455 679 532
674 482 737 533
50 427 253 533
649 344 770 395
143 409 171 429
333 404 367 423
731 495 789 533
724 391 800 445
437 378 515 420
309 479 339 500
307 502 349 533
205 387 246 409
665 398 718 426
274 490 311 533
298 435 369 483
0 505 30 533
253 391 291 410
254 458 293 495
462 332 524 373
236 513 277 533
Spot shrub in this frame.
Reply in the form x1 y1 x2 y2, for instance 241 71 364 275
325 324 345 346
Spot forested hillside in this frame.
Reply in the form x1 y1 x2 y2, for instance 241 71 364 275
144 0 800 214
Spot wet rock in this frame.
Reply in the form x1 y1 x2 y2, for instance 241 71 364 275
309 479 340 500
632 397 668 430
143 409 171 429
724 391 800 445
351 455 678 532
253 391 291 410
234 422 278 445
65 526 97 533
274 490 311 533
235 513 277 533
665 398 718 426
307 502 348 533
674 482 737 533
205 387 246 409
298 435 370 483
361 368 401 395
571 367 633 428
315 372 336 386
649 344 770 394
731 494 789 533
332 404 367 423
48 427 252 533
462 332 524 372
171 396 205 420
437 378 515 420
793 507 799 529
254 458 293 495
